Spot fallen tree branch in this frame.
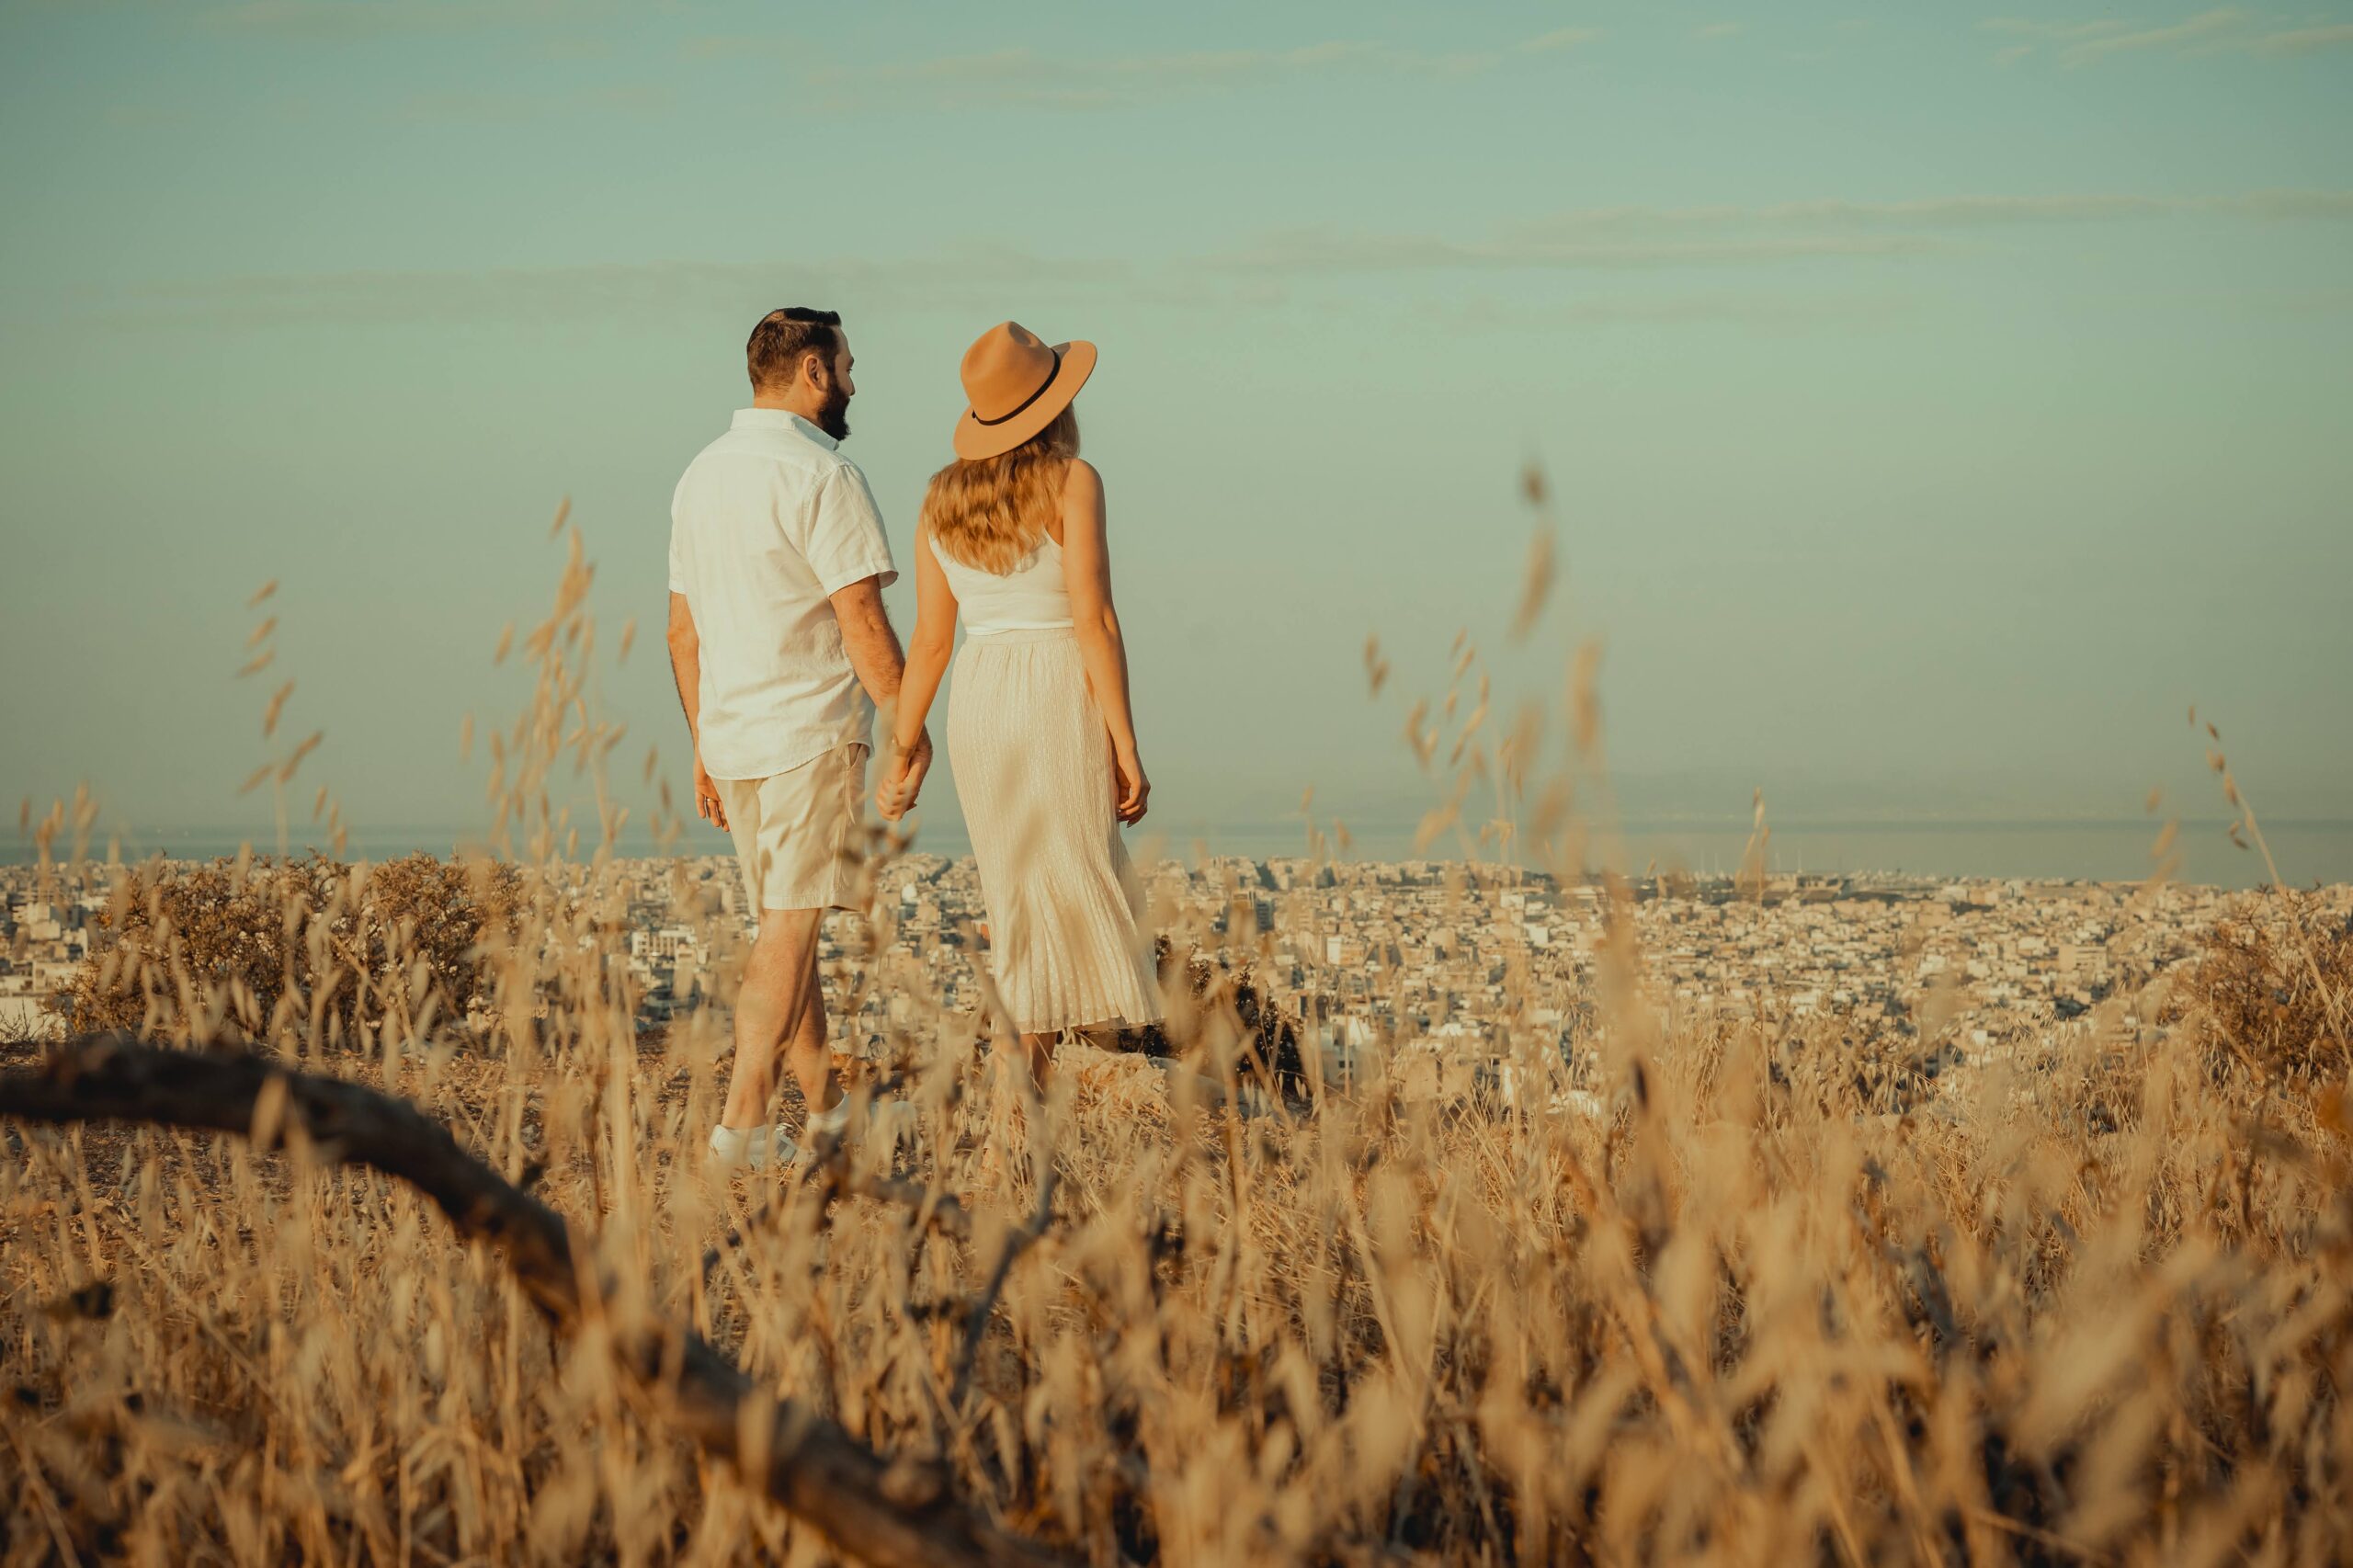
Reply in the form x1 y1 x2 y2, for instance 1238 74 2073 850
0 1033 1072 1568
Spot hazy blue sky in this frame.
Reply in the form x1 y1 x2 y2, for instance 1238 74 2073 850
3 1 2348 869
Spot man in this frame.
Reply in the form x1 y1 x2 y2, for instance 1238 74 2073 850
666 306 932 1169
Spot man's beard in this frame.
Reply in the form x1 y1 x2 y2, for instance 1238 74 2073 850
816 381 851 442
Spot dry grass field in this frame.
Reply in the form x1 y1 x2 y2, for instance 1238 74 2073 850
5 515 2349 1565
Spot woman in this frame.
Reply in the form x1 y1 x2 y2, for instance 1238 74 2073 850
878 321 1161 1079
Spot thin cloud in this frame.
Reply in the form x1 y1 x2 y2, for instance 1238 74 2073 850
1983 17 2135 41
1209 230 1947 274
797 31 1597 110
1984 9 2353 64
803 43 1430 109
1208 188 2353 274
1695 22 1745 40
200 0 619 38
2250 22 2353 53
1517 27 1603 53
402 84 671 122
2061 7 2248 63
96 249 1137 325
82 189 2353 322
2219 189 2353 219
1511 190 2353 233
1438 291 1920 329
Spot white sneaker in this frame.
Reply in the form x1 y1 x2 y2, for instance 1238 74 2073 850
780 1100 849 1170
706 1123 783 1171
708 1099 868 1175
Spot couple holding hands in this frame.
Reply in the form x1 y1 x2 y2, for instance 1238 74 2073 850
666 308 1159 1169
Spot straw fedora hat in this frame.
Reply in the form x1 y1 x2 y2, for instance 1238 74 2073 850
951 321 1096 461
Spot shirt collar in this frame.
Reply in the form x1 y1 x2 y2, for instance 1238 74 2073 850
732 407 837 449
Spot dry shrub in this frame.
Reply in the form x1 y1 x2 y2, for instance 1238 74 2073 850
51 851 521 1052
2170 889 2353 1091
1112 937 1307 1095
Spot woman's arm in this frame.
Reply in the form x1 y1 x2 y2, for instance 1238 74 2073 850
879 524 958 821
1060 460 1150 824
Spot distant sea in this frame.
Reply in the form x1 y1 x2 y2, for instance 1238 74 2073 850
8 818 2350 891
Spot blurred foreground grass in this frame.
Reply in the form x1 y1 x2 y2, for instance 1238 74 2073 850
5 505 2348 1565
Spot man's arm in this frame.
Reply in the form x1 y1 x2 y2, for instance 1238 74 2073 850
666 592 726 830
829 574 905 704
828 575 931 809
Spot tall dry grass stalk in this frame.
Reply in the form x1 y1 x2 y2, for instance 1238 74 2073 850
4 496 2349 1565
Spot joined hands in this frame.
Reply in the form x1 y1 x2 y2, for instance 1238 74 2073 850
876 729 933 822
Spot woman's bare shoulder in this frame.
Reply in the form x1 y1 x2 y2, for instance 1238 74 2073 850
1061 458 1105 525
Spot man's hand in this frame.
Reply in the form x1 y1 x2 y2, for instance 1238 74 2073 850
876 729 932 822
694 754 729 832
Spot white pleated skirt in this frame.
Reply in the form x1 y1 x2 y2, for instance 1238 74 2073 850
947 628 1163 1035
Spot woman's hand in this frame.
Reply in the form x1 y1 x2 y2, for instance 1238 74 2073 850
694 754 728 832
1113 744 1150 825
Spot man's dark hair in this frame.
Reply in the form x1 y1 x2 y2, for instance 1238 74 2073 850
747 307 842 392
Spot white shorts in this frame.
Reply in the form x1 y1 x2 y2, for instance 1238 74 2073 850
713 743 869 913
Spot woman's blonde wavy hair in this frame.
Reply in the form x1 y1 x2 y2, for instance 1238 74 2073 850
920 404 1079 574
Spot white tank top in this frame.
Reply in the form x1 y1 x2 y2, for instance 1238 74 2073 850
926 527 1074 636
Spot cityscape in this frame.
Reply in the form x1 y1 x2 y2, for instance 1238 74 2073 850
11 849 2328 1105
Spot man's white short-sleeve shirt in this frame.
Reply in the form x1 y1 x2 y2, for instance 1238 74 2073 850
669 409 898 781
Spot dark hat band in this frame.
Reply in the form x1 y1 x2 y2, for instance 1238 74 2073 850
972 348 1063 427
